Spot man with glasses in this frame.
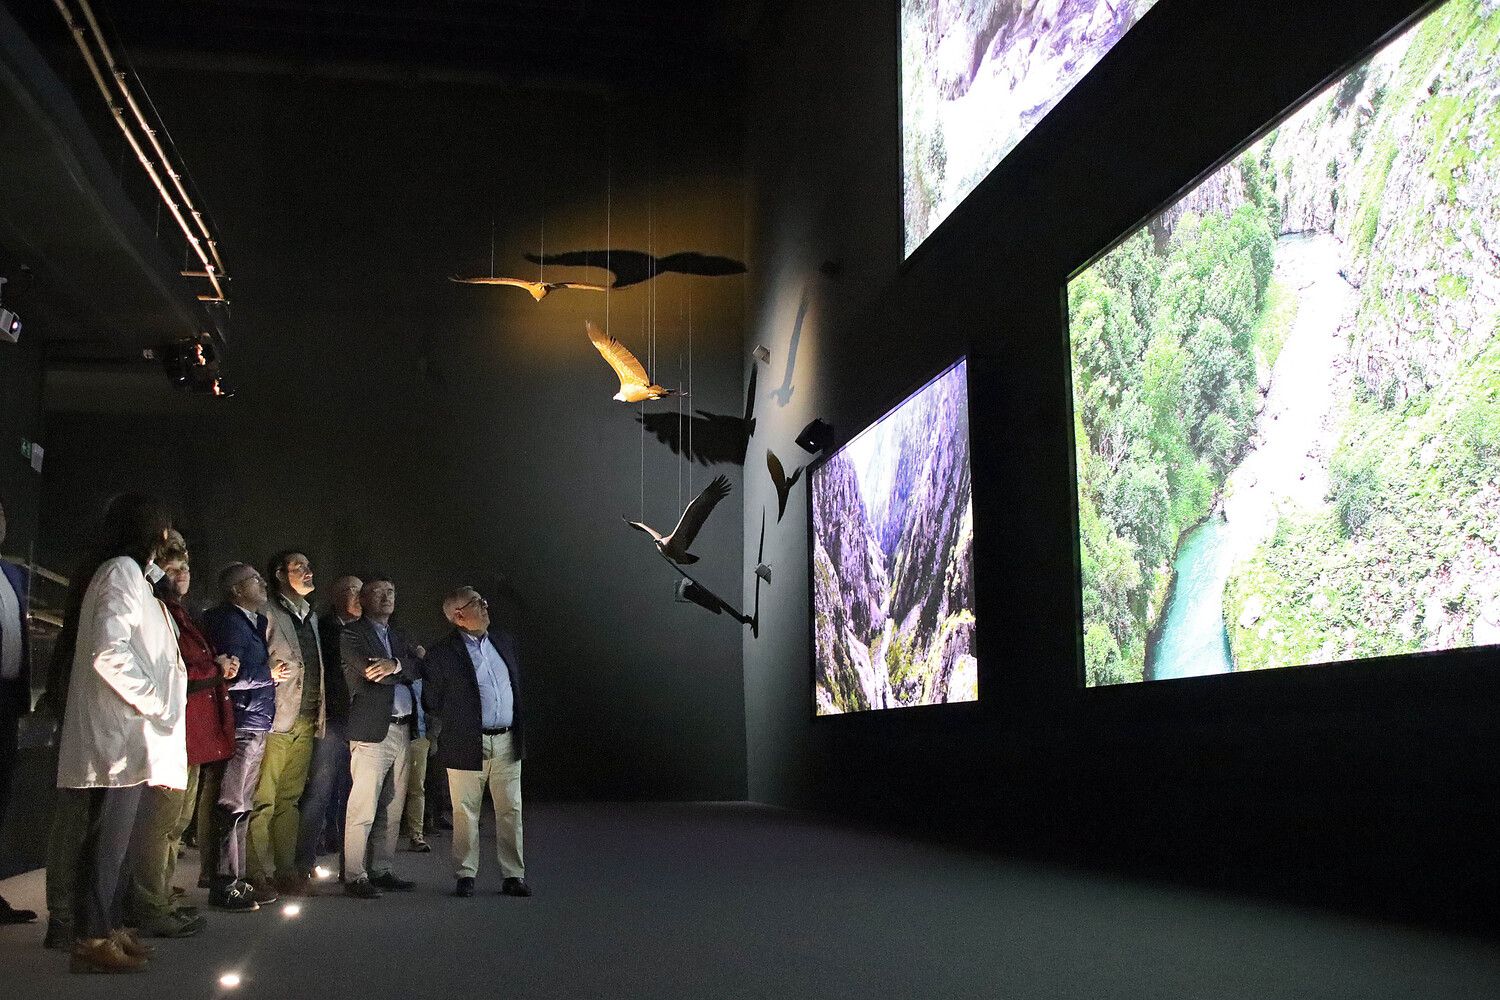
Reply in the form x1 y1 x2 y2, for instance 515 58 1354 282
340 577 422 898
422 586 528 898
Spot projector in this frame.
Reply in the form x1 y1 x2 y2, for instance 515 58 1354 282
0 307 19 344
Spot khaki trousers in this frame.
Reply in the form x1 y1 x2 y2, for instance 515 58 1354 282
447 731 523 880
248 716 316 882
128 764 199 921
401 736 431 841
344 721 410 881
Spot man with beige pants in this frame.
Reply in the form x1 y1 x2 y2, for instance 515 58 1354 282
421 586 528 898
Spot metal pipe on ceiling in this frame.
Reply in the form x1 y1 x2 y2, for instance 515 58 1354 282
51 0 228 304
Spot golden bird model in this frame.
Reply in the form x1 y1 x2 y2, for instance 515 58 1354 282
586 321 681 403
450 274 609 301
624 475 732 565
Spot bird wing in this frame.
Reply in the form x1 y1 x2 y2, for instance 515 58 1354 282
667 474 731 552
552 281 610 293
451 275 537 290
587 321 650 389
767 448 787 493
622 516 663 542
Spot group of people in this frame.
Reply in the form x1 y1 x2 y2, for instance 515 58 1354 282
0 494 529 975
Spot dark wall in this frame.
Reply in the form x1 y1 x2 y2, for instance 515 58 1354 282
38 66 749 801
0 334 43 559
742 0 1499 932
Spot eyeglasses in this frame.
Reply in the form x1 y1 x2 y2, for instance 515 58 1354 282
456 594 488 614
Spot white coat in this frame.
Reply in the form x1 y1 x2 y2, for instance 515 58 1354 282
55 557 188 790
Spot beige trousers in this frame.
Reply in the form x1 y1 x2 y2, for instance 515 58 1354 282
447 731 523 880
344 721 410 881
401 736 431 841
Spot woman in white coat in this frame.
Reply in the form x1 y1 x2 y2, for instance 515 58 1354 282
54 500 185 974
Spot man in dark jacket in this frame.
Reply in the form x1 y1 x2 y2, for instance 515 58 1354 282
340 576 422 898
294 574 359 879
0 499 36 924
422 586 528 898
202 563 284 911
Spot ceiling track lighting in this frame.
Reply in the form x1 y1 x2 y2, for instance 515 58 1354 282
51 0 229 305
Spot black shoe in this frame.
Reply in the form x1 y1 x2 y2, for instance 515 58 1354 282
436 815 453 831
0 895 37 924
247 880 280 905
197 873 211 889
344 877 383 900
369 871 415 893
404 836 431 853
500 877 532 897
209 882 259 913
43 917 73 949
455 877 475 898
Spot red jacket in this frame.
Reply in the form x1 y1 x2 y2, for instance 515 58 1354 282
165 599 235 767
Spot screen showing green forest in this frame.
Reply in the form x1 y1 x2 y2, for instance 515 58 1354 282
1070 0 1500 687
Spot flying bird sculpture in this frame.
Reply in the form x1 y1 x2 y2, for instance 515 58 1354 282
450 274 609 301
586 321 680 402
625 474 731 565
767 448 803 522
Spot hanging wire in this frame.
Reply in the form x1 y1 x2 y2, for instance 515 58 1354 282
489 215 496 279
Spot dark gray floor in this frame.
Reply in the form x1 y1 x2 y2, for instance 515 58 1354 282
1 801 1497 999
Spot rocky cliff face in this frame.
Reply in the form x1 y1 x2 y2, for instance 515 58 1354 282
1150 161 1250 250
888 369 974 640
811 451 889 642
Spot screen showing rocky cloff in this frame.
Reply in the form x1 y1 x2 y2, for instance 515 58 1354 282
902 0 1161 257
812 359 977 715
1070 0 1500 687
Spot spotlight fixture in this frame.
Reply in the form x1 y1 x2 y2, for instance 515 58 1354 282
754 563 773 584
752 345 771 364
219 971 243 989
282 903 302 918
674 577 720 613
313 865 333 880
794 418 834 455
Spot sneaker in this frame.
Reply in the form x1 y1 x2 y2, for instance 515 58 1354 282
369 870 415 893
70 936 147 974
248 881 280 905
404 836 431 853
500 877 532 897
209 882 260 913
43 917 74 950
455 877 475 898
344 876 383 900
139 912 206 938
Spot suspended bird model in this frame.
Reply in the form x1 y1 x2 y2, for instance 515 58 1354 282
766 448 804 523
586 320 681 402
525 249 746 289
625 474 731 565
450 274 609 301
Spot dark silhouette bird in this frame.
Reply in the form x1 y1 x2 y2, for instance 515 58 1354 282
524 249 747 289
587 321 680 402
766 448 803 522
635 364 757 465
450 274 608 301
625 475 731 564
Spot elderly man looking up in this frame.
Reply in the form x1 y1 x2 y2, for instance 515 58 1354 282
422 586 529 898
203 563 287 912
341 576 421 899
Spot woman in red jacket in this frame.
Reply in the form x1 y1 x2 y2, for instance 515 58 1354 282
126 551 237 937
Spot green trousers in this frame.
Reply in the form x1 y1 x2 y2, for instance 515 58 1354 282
401 736 431 841
127 764 200 921
247 716 316 883
44 787 91 924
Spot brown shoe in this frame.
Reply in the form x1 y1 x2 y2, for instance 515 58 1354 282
110 928 155 959
276 872 311 896
70 937 148 974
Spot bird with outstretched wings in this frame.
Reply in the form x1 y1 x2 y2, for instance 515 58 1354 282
450 274 609 301
524 249 747 289
766 448 803 522
586 321 679 402
625 474 731 564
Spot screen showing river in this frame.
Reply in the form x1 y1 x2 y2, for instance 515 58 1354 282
901 0 1161 258
1070 0 1500 686
811 359 977 714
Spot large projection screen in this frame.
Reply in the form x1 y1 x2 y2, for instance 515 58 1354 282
901 0 1161 258
1071 0 1500 687
812 359 977 715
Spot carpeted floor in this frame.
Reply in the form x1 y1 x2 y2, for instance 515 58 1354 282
0 801 1496 999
